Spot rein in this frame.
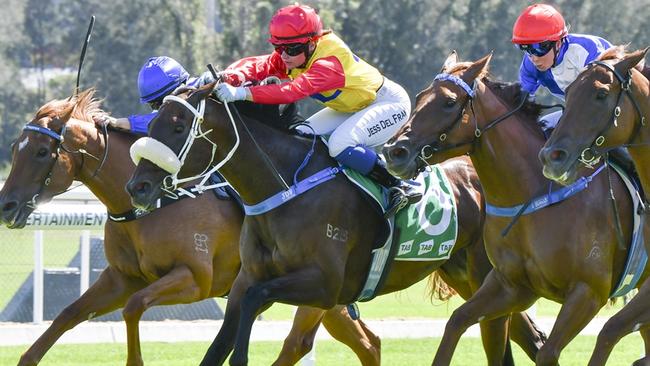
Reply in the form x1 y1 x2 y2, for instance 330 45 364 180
578 61 647 168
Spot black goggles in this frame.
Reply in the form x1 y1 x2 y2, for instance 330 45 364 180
517 41 556 57
273 43 309 57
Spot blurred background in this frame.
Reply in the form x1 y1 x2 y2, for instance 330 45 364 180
1 0 649 175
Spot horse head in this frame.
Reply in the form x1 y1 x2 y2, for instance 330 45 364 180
540 46 650 185
0 89 106 228
383 51 492 178
126 82 221 211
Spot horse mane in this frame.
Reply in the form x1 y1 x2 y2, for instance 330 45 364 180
35 88 108 123
482 78 545 135
228 100 303 132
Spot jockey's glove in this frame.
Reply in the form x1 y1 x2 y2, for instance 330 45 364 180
93 115 130 130
216 83 249 103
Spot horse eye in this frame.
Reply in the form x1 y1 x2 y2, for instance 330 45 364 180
36 147 48 158
444 98 457 108
596 90 609 100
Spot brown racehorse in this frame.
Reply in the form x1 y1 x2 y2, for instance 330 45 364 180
539 47 650 366
382 51 650 366
124 84 546 366
0 89 382 366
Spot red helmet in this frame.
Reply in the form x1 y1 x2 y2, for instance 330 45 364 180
512 4 568 44
268 4 323 45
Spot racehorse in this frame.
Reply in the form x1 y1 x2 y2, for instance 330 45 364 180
0 89 384 366
124 83 546 366
382 51 650 365
539 47 650 366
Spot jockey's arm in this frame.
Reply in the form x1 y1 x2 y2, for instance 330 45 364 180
247 57 346 104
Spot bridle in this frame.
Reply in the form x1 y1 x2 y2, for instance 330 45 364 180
21 119 109 208
418 73 527 163
576 60 647 168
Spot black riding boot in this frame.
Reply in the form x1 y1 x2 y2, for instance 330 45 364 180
368 159 422 218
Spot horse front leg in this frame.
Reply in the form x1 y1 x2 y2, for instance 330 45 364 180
432 269 536 366
229 267 337 366
19 266 144 366
633 328 650 366
537 282 605 366
121 265 208 366
273 306 325 366
588 279 650 366
200 271 256 366
321 305 381 366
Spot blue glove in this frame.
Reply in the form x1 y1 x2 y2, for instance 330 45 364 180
216 83 248 102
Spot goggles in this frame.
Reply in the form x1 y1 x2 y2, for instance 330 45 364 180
517 41 556 57
273 43 309 57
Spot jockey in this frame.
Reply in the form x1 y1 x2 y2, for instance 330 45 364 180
97 56 214 133
214 4 420 217
511 3 612 131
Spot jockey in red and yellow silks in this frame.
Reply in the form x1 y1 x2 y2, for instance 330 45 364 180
215 4 420 217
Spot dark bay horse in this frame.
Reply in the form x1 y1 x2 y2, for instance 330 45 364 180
539 47 650 366
0 89 388 366
382 51 650 365
124 84 545 365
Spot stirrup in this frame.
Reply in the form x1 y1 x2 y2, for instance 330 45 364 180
384 187 410 218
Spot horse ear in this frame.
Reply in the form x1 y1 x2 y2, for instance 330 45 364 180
441 51 459 72
58 103 75 123
460 52 493 84
614 47 649 74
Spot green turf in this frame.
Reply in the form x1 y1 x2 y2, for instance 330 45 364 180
0 334 643 365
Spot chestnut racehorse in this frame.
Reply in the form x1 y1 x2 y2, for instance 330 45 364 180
539 47 650 366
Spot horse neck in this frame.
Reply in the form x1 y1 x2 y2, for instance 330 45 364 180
68 119 137 213
208 104 329 205
628 71 650 198
467 82 549 207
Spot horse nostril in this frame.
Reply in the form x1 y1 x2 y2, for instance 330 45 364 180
1 201 18 213
389 146 409 162
127 180 151 198
549 149 567 163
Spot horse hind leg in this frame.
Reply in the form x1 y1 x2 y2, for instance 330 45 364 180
122 265 206 366
273 306 325 366
18 267 143 366
321 305 381 366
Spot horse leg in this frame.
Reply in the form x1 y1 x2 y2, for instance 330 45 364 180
321 305 381 366
201 270 256 366
509 311 547 360
272 306 326 366
121 265 206 366
588 281 650 366
436 264 513 365
229 267 337 366
18 267 144 366
536 283 604 366
632 328 650 366
432 269 535 366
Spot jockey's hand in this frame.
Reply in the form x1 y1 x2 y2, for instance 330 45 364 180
93 115 130 130
216 83 249 103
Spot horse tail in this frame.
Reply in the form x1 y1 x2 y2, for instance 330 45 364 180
427 271 457 302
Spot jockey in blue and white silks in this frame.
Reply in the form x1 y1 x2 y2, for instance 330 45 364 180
512 4 612 130
96 56 214 134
